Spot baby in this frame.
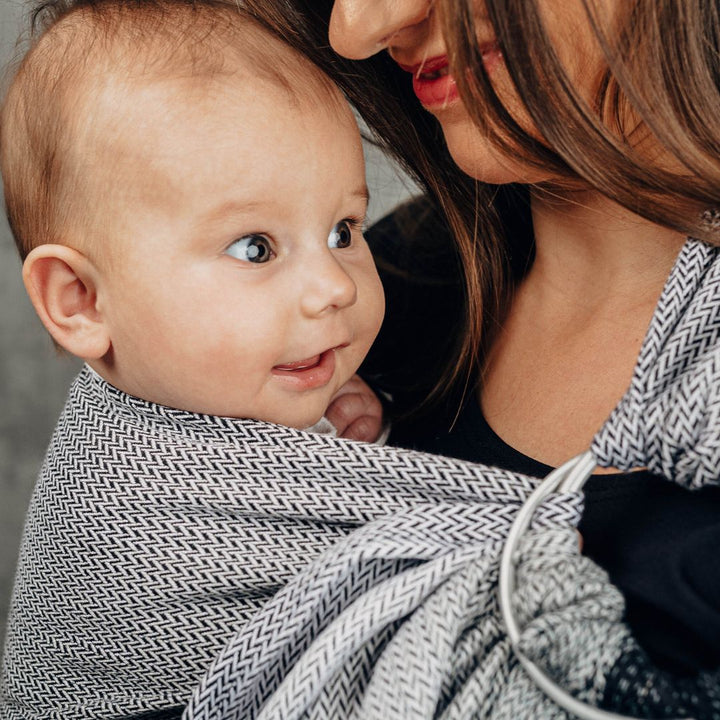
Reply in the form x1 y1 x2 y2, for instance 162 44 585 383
0 0 384 715
2 0 384 432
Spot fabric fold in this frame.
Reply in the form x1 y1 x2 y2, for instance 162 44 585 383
593 239 720 488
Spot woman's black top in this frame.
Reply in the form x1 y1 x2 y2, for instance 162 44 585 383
388 393 720 676
362 197 720 678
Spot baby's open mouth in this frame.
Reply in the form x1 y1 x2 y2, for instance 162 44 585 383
271 349 339 391
273 354 322 372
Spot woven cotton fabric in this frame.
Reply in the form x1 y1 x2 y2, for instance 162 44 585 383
2 239 720 719
0 367 585 718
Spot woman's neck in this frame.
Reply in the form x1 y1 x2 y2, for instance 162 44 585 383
480 188 687 469
528 189 686 313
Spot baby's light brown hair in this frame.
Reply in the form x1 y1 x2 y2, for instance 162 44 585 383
0 0 343 261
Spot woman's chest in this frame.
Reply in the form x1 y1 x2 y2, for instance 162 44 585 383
480 304 649 467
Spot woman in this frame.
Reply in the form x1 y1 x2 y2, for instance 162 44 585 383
4 1 719 718
243 0 720 679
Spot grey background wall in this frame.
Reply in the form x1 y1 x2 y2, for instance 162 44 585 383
0 1 416 647
0 0 84 651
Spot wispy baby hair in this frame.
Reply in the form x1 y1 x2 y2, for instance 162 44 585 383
0 0 335 260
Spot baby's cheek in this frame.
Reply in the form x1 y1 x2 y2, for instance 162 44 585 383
367 282 386 340
362 266 385 320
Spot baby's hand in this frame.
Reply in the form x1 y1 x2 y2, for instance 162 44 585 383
326 374 384 442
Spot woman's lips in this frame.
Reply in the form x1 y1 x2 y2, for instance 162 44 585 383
399 46 502 109
412 64 459 108
272 349 337 390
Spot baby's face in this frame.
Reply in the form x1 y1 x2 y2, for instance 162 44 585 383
87 65 384 428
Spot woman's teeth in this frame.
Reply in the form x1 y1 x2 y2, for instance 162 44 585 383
419 66 450 80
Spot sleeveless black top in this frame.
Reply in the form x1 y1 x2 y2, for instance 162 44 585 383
387 393 720 676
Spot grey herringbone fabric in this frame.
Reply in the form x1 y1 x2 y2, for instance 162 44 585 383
2 239 720 719
593 239 720 487
185 512 626 720
0 366 586 718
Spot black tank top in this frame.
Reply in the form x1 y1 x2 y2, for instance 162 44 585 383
387 394 720 676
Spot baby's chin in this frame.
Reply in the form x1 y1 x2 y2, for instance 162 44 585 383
267 407 330 432
235 399 333 432
101 373 333 429
186 392 335 429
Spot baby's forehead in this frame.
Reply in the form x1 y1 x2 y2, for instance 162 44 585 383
1 0 356 262
36 3 343 111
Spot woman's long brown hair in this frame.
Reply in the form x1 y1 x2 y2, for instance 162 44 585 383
446 0 720 230
252 0 720 400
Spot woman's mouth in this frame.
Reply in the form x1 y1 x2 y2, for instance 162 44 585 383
410 59 459 109
417 65 450 82
399 46 502 109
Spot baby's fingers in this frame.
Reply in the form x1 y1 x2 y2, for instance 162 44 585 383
326 384 383 442
326 393 382 441
341 410 383 442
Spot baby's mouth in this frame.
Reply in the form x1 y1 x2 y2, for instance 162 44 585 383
273 354 322 372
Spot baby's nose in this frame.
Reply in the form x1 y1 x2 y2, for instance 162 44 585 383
300 254 357 317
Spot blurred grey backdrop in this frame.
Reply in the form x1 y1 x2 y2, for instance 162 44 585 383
0 0 416 647
1 0 84 650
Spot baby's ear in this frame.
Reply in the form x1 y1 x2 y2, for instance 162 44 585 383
22 244 110 359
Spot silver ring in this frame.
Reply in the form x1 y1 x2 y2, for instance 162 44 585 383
497 451 693 720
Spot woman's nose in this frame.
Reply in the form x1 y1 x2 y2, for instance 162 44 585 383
300 254 358 317
328 0 432 60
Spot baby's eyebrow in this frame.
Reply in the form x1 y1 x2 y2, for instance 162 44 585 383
199 199 267 225
350 186 370 207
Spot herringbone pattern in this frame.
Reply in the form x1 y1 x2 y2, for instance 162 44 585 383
0 366 555 718
593 239 720 487
2 238 720 719
185 239 720 720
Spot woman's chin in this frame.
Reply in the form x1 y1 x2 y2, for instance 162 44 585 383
441 119 549 185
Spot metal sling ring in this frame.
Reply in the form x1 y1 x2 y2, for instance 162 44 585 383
498 451 694 720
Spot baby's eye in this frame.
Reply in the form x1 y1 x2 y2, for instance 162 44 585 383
225 234 274 263
328 220 353 249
